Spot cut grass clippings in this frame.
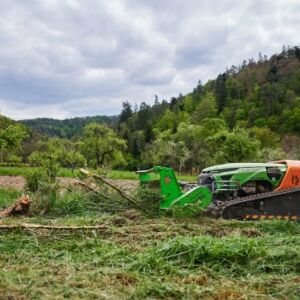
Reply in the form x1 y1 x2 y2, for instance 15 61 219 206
0 219 299 299
0 188 299 299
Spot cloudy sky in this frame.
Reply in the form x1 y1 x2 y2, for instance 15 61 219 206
0 0 299 120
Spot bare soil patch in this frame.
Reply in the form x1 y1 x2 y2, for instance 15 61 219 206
0 176 138 192
0 176 25 190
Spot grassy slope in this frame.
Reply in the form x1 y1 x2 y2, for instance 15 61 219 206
0 167 196 181
0 188 299 299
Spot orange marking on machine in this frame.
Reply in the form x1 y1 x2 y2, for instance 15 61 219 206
274 160 300 190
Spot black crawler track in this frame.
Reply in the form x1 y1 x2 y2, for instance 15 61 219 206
210 187 300 220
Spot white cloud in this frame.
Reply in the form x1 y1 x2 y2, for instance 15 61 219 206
0 0 299 119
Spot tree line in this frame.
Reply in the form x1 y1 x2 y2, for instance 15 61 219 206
2 46 300 172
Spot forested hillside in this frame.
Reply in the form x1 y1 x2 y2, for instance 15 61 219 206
4 46 300 172
20 115 118 138
116 46 300 170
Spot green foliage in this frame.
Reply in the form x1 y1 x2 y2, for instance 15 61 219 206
31 180 59 214
28 151 60 180
0 188 21 209
82 123 127 167
135 186 162 216
259 147 287 162
6 154 22 163
182 94 194 113
20 115 117 138
250 126 280 148
25 169 46 193
142 139 189 171
51 190 103 216
0 123 28 162
26 148 61 212
146 236 266 271
207 127 260 163
281 107 300 133
191 92 217 123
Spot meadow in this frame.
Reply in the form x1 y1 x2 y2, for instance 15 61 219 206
0 166 196 181
0 186 299 299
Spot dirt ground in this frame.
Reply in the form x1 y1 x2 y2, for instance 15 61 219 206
0 176 25 190
0 176 138 193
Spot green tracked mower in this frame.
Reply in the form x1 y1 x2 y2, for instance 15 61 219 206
137 161 300 220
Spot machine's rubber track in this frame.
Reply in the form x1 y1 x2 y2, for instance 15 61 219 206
211 187 300 220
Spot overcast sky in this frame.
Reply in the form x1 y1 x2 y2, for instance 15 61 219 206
0 0 299 120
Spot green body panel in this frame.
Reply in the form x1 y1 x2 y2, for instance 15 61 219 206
137 166 212 210
201 163 287 193
203 162 285 172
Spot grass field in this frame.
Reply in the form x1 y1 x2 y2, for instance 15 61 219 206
0 166 197 181
0 187 299 299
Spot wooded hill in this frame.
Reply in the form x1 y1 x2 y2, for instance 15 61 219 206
3 46 300 171
114 46 300 170
21 115 118 138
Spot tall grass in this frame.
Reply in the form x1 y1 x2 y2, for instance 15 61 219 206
0 166 80 177
0 188 21 209
0 166 197 181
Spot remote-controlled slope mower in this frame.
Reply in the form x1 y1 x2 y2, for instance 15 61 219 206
137 160 300 220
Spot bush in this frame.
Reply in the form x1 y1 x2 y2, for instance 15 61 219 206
30 181 59 215
25 164 59 214
25 169 47 193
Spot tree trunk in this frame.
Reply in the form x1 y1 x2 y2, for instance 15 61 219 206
0 195 31 218
99 151 112 165
96 151 100 167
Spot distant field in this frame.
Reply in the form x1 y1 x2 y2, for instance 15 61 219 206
0 166 79 177
0 167 197 182
0 185 299 299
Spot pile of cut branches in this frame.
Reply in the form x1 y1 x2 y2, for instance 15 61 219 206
75 168 143 211
0 168 157 219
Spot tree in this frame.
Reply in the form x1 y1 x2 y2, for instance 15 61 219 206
250 127 279 148
174 123 209 171
183 95 194 113
0 124 28 162
119 101 133 124
259 147 287 162
136 102 151 130
281 107 300 133
28 151 60 181
207 127 260 163
191 93 217 123
199 118 227 138
142 139 189 172
28 137 86 173
82 123 126 167
156 109 174 131
128 130 146 158
215 73 227 112
59 140 86 172
281 134 300 159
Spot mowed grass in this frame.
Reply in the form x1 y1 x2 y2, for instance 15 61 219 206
0 188 299 299
0 166 197 181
